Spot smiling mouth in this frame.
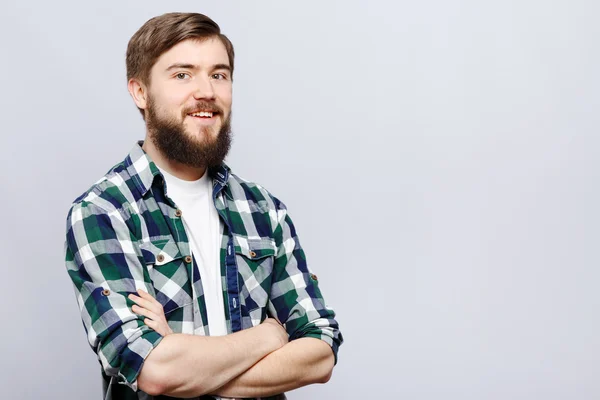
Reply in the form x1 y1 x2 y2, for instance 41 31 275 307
187 110 219 119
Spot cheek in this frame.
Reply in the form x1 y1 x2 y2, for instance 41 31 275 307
216 86 233 107
164 95 188 112
156 85 191 110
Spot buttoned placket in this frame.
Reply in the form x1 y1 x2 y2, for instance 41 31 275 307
159 168 242 337
211 171 243 334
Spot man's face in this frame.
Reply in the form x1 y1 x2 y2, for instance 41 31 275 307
144 37 233 168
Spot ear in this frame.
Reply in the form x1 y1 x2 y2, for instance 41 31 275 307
128 78 148 110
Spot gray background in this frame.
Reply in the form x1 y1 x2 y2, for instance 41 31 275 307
0 1 598 399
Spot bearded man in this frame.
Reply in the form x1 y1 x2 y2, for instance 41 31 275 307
64 12 342 400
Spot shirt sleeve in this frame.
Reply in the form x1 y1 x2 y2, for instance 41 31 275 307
64 200 164 391
269 198 344 364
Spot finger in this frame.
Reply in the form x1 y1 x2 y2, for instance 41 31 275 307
137 289 153 299
143 318 169 336
132 304 161 322
128 294 153 310
128 294 162 315
136 290 164 314
143 318 160 331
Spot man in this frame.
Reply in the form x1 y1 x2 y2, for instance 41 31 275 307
64 12 342 400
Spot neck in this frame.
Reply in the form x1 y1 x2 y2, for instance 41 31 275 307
142 136 207 181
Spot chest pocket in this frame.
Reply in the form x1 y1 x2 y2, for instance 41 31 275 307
234 236 277 326
140 237 193 315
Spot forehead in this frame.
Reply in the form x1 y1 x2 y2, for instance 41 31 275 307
153 37 230 71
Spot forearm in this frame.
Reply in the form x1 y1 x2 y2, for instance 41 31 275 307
138 325 280 397
214 338 335 398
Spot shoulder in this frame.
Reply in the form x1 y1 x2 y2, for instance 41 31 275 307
224 172 292 239
226 172 287 213
67 158 137 221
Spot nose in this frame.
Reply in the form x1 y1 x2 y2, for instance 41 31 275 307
193 76 215 100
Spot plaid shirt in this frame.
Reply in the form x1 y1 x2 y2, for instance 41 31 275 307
64 142 342 400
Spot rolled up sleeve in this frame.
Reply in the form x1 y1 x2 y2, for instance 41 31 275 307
269 199 343 364
64 200 163 391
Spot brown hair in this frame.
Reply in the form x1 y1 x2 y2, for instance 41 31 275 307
126 12 235 117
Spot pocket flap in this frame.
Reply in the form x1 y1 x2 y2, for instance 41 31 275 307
233 235 276 260
140 237 183 266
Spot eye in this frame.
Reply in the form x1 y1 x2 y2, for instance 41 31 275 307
211 73 228 80
175 72 191 80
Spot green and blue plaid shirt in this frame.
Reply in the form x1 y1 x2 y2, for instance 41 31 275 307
64 142 342 400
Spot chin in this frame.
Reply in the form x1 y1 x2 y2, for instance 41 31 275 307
188 127 219 142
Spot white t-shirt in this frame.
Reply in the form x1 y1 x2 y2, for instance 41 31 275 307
158 166 228 336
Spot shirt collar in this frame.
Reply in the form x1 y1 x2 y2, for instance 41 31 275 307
125 140 231 196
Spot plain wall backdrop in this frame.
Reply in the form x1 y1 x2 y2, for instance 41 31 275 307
1 1 598 399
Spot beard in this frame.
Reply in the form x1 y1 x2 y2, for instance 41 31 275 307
146 95 232 169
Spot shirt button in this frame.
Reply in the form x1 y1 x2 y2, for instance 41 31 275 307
175 209 183 217
101 289 111 296
184 255 192 263
249 251 257 258
156 254 165 263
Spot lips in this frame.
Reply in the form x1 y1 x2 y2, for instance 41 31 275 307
185 101 222 119
188 109 220 118
188 110 216 118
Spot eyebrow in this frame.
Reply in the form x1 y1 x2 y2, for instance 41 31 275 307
165 63 232 73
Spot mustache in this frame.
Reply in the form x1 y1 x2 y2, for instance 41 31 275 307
182 101 223 116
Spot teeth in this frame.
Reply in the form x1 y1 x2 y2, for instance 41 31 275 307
191 111 213 118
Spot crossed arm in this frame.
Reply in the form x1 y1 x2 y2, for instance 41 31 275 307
131 289 334 398
66 199 341 398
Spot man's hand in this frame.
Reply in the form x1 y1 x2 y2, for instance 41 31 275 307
130 294 313 398
128 289 173 336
